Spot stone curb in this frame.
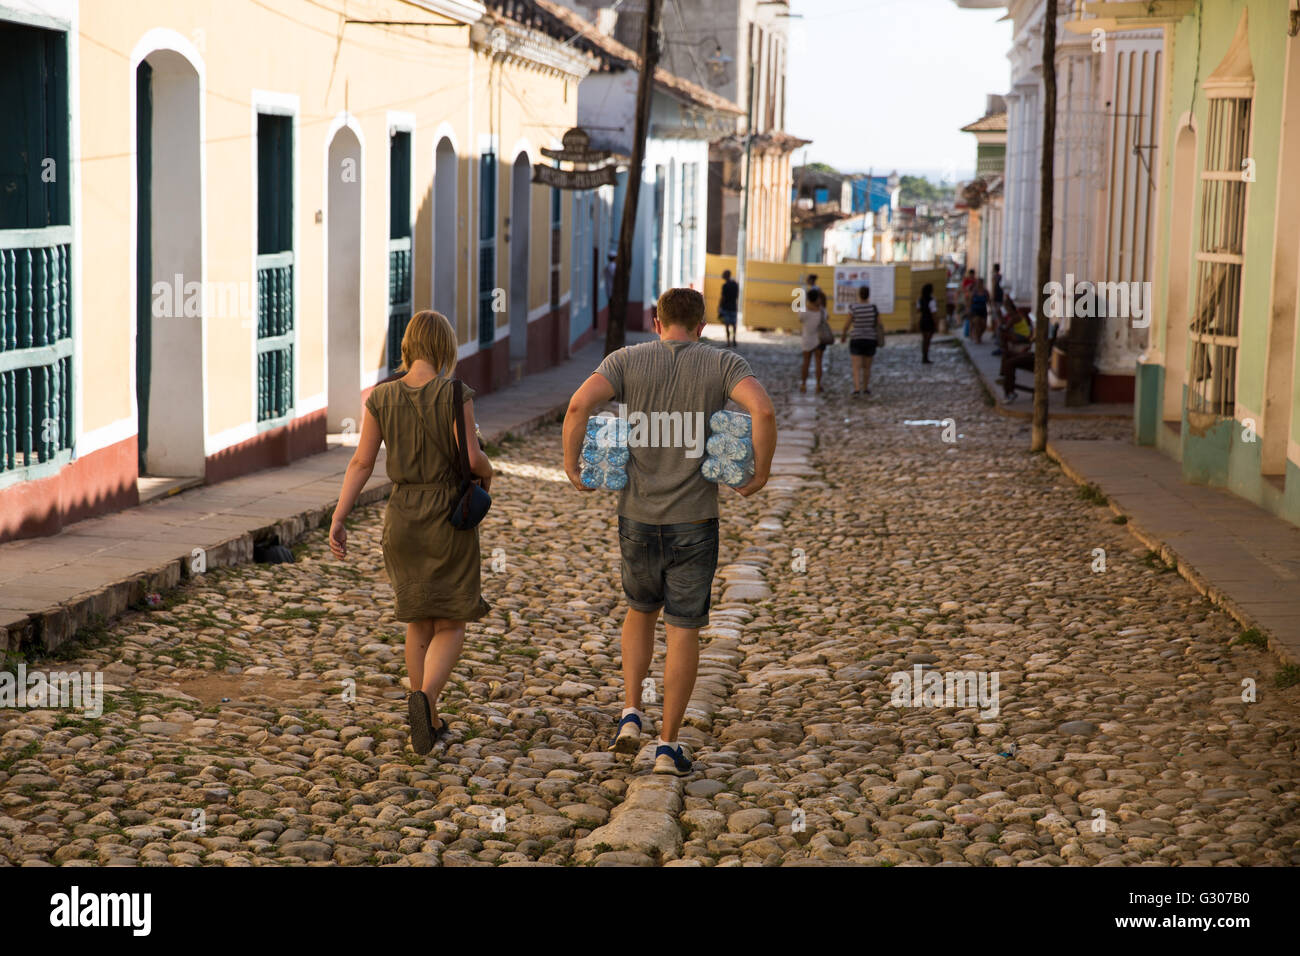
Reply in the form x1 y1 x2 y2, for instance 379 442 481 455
1046 441 1300 670
1 399 572 660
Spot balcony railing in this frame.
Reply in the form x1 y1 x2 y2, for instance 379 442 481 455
0 226 73 482
387 237 412 375
256 252 294 422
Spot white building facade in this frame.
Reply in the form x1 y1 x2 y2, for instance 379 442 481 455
957 0 1166 402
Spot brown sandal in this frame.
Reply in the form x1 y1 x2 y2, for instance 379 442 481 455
408 691 434 755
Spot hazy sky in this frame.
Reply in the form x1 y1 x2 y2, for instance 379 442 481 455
785 0 1013 182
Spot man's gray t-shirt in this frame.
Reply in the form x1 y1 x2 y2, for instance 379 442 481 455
595 340 754 524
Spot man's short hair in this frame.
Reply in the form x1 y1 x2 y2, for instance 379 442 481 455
657 288 705 328
858 285 871 301
806 273 818 285
722 269 731 279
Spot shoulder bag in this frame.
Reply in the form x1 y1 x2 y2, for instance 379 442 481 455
447 379 491 530
817 307 835 347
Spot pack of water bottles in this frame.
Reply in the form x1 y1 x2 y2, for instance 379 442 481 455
701 410 754 487
581 414 629 490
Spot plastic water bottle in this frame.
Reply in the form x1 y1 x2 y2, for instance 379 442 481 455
701 411 754 487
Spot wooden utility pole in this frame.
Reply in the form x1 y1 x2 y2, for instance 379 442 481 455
605 0 662 355
1031 0 1057 452
735 55 760 322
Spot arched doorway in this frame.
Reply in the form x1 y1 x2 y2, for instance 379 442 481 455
509 151 531 366
326 123 362 433
135 48 203 479
433 137 458 323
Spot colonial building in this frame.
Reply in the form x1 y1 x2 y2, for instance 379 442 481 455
1115 0 1300 529
960 99 1008 283
497 0 742 332
697 0 808 263
956 0 1167 403
0 0 593 541
790 165 857 264
850 172 902 263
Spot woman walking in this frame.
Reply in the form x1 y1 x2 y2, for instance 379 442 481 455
841 285 883 396
799 286 829 393
918 282 937 364
329 310 493 756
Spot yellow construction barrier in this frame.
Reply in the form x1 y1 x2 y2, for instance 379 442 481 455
704 254 948 334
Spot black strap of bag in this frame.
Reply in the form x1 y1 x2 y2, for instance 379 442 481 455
451 379 473 484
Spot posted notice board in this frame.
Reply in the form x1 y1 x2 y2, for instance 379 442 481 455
833 265 894 315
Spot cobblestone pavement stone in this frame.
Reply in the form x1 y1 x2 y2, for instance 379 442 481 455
2 334 1297 867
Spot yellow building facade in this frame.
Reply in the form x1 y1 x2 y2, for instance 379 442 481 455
0 0 593 541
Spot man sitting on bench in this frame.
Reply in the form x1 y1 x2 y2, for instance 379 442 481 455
994 296 1032 355
998 304 1051 402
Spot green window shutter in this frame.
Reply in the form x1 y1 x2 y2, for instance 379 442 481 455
0 20 73 484
387 130 413 374
256 112 294 422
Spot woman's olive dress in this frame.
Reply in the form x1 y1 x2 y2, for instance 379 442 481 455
364 377 490 623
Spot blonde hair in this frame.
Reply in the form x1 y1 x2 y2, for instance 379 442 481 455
399 310 457 376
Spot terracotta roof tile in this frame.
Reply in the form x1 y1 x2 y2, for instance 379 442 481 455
961 111 1009 133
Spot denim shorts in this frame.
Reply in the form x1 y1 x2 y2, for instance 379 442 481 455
850 338 877 357
618 516 719 628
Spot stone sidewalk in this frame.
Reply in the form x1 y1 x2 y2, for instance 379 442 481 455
1049 438 1300 667
0 335 648 656
960 337 1132 420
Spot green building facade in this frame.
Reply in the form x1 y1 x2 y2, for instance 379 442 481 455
1134 0 1300 528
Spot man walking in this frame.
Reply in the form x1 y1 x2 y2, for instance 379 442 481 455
563 288 776 776
718 269 740 347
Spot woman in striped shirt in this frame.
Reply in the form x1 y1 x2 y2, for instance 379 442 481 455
840 285 884 396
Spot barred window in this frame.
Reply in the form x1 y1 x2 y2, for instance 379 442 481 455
1186 95 1251 418
1 20 72 484
387 129 412 375
256 111 294 423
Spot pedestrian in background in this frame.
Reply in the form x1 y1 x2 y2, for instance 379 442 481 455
799 286 830 393
805 273 821 304
918 282 937 364
329 310 492 757
718 269 740 347
959 268 976 336
841 285 883 396
604 252 617 304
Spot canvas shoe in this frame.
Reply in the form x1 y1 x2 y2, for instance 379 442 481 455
653 742 693 776
608 712 642 754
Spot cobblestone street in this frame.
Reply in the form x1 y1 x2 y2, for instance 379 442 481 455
2 334 1297 867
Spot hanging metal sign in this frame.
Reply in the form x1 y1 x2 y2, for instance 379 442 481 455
534 127 619 190
533 163 618 189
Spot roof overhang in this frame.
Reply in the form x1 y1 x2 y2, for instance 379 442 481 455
404 0 487 24
1064 0 1195 34
470 14 595 78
